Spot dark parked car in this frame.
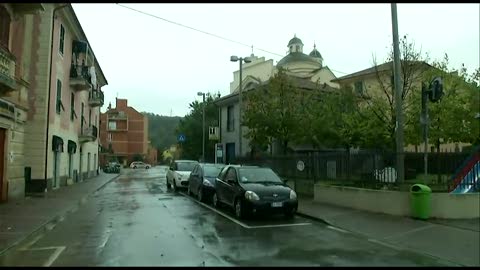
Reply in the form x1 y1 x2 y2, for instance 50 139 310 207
213 165 298 219
187 163 225 202
103 162 120 174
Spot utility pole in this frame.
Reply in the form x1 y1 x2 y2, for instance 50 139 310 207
238 60 243 159
391 3 405 183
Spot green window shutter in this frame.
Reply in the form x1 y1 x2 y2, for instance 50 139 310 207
56 80 62 114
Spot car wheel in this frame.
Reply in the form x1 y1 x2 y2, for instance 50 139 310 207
133 166 137 169
146 166 150 169
212 192 219 208
234 199 244 219
197 187 204 202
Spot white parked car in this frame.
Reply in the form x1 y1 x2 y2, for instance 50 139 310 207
166 160 198 191
130 161 151 169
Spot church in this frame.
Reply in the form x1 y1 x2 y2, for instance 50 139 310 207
215 35 341 163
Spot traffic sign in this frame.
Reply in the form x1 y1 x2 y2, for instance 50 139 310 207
178 134 186 142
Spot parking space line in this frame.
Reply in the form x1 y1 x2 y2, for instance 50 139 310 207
326 225 350 234
43 246 66 267
178 191 311 229
179 191 250 228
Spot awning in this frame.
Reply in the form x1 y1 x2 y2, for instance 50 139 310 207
52 135 64 152
67 140 77 154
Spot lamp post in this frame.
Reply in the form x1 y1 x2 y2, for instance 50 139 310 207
197 92 206 162
230 55 252 159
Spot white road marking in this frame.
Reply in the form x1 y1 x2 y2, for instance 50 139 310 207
326 225 350 233
179 191 311 229
42 246 66 267
98 231 112 249
382 224 436 240
18 234 44 250
367 239 402 251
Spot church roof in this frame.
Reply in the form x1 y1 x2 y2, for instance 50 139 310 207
277 52 319 67
309 49 323 59
288 36 304 46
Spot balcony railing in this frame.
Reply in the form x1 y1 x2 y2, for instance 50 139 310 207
107 111 128 120
88 90 104 107
70 63 92 91
79 125 98 143
0 46 17 94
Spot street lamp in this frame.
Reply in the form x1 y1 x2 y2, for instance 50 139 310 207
197 91 206 162
230 55 252 159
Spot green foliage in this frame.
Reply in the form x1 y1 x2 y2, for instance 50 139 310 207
175 92 221 161
405 54 480 149
243 69 364 154
243 69 305 154
143 113 182 152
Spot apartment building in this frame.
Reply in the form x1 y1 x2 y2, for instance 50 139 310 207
21 4 108 195
99 98 148 167
0 3 45 201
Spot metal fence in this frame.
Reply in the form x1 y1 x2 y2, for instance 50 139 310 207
236 149 476 194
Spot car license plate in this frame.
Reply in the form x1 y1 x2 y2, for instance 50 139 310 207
271 202 283 207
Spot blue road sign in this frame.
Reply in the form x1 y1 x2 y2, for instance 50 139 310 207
178 134 186 142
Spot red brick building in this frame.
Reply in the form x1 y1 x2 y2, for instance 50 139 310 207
99 98 149 167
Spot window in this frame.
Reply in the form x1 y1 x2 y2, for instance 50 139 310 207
226 168 237 182
107 133 112 142
227 105 234 132
354 81 364 95
0 6 11 49
108 120 116 130
56 80 63 113
296 45 299 52
70 93 75 121
59 24 65 54
89 108 92 127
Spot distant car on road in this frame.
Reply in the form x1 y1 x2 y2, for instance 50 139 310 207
130 161 151 169
166 160 199 191
213 165 298 220
103 162 120 174
187 163 225 202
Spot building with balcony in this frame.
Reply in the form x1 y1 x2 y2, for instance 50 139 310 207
0 3 45 202
18 4 108 196
99 98 149 167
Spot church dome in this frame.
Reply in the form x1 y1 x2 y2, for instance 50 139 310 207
288 36 304 47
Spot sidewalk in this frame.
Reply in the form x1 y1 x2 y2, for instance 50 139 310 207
297 199 480 266
0 172 120 255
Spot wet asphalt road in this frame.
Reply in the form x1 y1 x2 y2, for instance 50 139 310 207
0 167 456 266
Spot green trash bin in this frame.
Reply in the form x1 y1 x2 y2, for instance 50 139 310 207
410 184 432 220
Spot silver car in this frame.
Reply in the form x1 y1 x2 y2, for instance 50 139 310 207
130 161 151 169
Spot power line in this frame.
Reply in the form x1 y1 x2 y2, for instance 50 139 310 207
115 4 350 75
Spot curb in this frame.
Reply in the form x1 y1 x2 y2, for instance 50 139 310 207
0 174 121 256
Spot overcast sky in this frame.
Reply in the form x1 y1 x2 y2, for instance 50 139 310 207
72 3 479 117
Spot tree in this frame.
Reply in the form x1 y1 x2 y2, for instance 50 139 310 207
405 54 480 151
300 86 364 150
143 113 182 153
175 92 221 161
243 69 304 155
360 35 430 150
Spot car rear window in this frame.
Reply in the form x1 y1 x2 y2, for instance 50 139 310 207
176 162 197 171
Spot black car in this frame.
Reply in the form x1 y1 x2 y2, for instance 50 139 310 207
187 163 225 202
213 165 298 219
